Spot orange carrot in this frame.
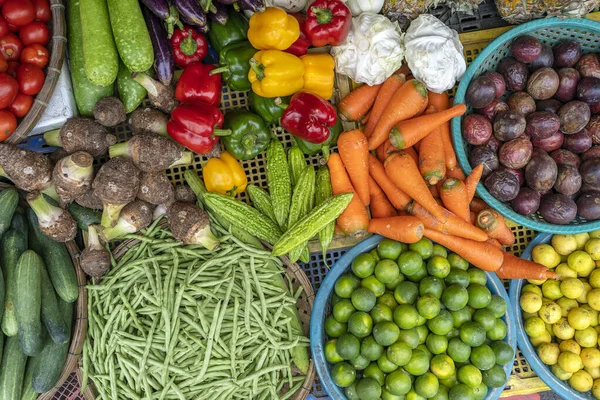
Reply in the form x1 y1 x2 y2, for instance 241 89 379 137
389 104 467 150
418 106 446 185
368 216 425 243
368 154 412 210
369 177 397 218
470 212 477 225
465 164 484 202
470 197 488 213
360 110 371 125
338 83 381 122
496 253 559 280
364 73 407 138
327 153 369 236
376 142 386 162
338 129 370 206
369 79 429 150
423 228 504 272
447 167 466 181
487 238 503 249
408 202 488 242
404 146 418 165
429 184 440 198
384 151 447 222
428 92 457 170
440 178 470 222
476 209 515 246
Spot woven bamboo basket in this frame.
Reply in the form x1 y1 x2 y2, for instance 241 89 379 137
79 234 316 400
5 0 66 145
0 181 88 399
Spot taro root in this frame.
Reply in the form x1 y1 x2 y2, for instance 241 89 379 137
553 39 582 68
0 144 54 195
93 157 141 228
532 130 564 152
576 54 600 79
167 201 219 249
26 191 77 242
539 193 577 224
512 187 540 215
100 200 154 242
132 73 178 113
527 67 559 100
583 147 600 162
529 44 554 71
577 191 600 220
525 111 560 140
555 68 580 102
484 169 520 201
498 165 524 186
551 149 581 168
469 146 499 178
580 158 600 190
52 151 95 207
108 133 193 172
554 164 582 196
129 107 168 136
587 115 600 145
493 110 526 141
484 136 503 153
536 99 563 113
43 118 117 157
49 148 68 164
462 114 492 145
466 75 497 108
507 92 536 116
558 101 590 134
93 97 127 127
563 129 592 154
75 188 104 210
483 71 506 98
511 35 542 63
499 137 532 169
476 99 509 121
497 57 529 92
174 185 196 203
80 225 111 278
525 153 558 191
137 171 175 206
577 77 600 104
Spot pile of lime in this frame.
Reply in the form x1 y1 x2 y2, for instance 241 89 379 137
325 238 513 400
520 231 600 398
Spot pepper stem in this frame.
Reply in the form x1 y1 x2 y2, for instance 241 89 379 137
242 133 257 154
166 6 184 38
43 129 62 147
180 29 199 56
209 66 230 76
213 128 232 137
311 7 333 24
274 97 288 109
249 59 265 81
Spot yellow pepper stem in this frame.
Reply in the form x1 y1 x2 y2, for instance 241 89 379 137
249 58 266 81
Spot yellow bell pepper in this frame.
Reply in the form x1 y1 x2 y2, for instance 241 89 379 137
300 53 335 100
203 152 248 196
249 50 304 98
248 7 300 50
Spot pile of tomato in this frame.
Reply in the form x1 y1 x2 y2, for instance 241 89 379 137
0 0 50 140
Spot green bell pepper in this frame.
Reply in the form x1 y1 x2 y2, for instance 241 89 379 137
208 11 249 54
211 41 256 92
222 110 271 161
248 91 290 125
294 116 342 158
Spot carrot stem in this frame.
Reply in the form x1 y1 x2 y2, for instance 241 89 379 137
476 209 515 246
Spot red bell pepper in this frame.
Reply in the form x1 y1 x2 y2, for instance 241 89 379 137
170 26 209 68
175 62 222 107
167 102 231 154
284 14 311 57
281 91 337 144
305 0 352 47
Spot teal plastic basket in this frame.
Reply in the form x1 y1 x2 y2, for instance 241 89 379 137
452 17 600 234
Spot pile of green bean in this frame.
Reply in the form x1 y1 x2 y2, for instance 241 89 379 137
82 218 309 400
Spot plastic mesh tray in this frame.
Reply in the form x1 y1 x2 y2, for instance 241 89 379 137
430 0 509 33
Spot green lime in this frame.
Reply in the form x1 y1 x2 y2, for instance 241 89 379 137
457 364 482 388
376 259 401 284
417 294 442 319
394 304 420 329
352 253 377 278
415 372 440 398
351 354 370 370
471 382 488 400
386 274 406 291
337 333 361 360
420 276 445 299
427 334 449 354
345 382 360 400
448 253 469 271
383 389 406 400
406 262 429 283
490 341 514 365
481 364 507 388
470 344 496 370
448 338 472 363
335 274 360 298
325 339 344 363
332 293 341 306
439 373 458 388
472 308 496 332
387 342 412 366
460 322 486 347
416 344 433 360
486 295 507 318
404 349 430 376
386 369 412 396
370 249 381 263
394 281 419 304
431 384 449 400
468 268 487 286
452 307 473 329
378 239 404 260
348 312 374 338
333 299 356 323
446 327 460 339
398 328 421 349
442 284 469 311
363 362 385 385
378 292 399 311
356 377 382 400
448 384 474 400
432 244 448 258
467 284 492 309
406 389 427 400
415 325 429 344
431 354 456 379
361 336 384 361
325 315 347 338
331 362 356 387
398 251 424 276
445 268 471 288
371 304 393 324
428 256 452 279
410 238 434 259
372 321 400 346
378 353 399 373
352 288 377 312
428 310 454 336
487 319 507 341
362 276 386 297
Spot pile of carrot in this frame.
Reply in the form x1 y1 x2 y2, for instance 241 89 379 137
333 76 557 281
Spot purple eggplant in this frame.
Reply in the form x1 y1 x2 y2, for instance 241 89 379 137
215 0 237 5
175 0 208 33
141 0 182 36
142 6 174 86
209 3 229 25
237 0 265 12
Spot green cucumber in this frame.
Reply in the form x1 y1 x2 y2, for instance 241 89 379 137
20 359 37 400
67 202 102 231
287 166 315 263
40 265 69 344
0 188 18 241
67 0 114 115
80 0 119 86
316 166 335 260
266 139 292 230
9 212 28 247
117 60 147 113
107 0 154 72
1 230 27 337
288 145 307 188
0 335 27 400
15 250 44 356
246 184 277 223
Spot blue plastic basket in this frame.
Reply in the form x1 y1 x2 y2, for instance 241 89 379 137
310 235 517 400
509 232 594 400
452 17 600 234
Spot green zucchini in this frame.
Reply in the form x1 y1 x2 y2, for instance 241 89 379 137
246 184 277 223
67 0 114 116
15 250 44 356
315 166 335 260
287 145 307 188
287 166 315 263
117 60 147 113
40 265 69 344
9 212 28 247
80 0 119 86
266 139 292 230
0 335 28 400
1 230 27 337
107 0 154 72
272 193 354 257
67 202 102 231
0 188 18 241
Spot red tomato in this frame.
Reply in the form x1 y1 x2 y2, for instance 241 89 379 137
0 54 8 73
0 72 19 108
0 16 9 38
2 0 35 27
30 0 50 22
0 33 22 61
19 21 49 46
16 63 43 95
7 23 18 32
20 43 47 67
6 61 18 77
0 109 17 141
9 91 31 116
